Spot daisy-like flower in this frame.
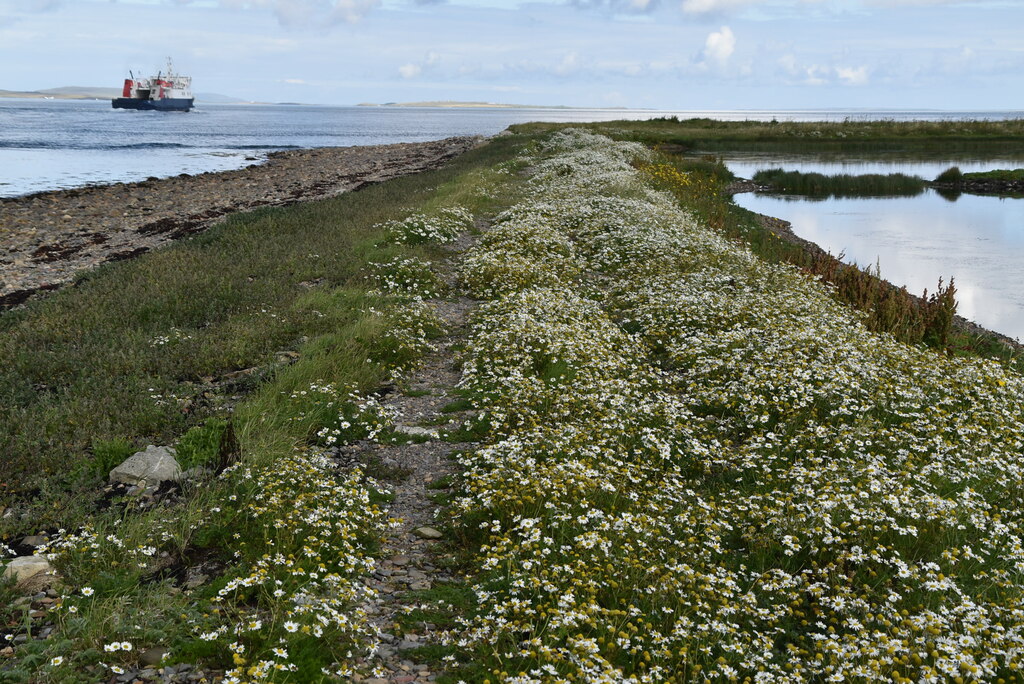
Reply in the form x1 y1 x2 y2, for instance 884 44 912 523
81 587 94 596
272 647 288 658
49 656 64 666
283 621 299 633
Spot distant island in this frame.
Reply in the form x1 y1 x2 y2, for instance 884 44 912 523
0 86 243 103
356 100 628 110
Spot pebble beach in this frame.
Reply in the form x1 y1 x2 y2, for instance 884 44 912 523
0 136 482 308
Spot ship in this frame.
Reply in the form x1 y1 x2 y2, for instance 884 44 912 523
112 58 193 112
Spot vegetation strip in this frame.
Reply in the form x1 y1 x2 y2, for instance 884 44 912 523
441 130 1024 682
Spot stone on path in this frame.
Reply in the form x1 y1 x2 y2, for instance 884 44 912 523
109 445 181 486
412 526 442 540
394 425 440 439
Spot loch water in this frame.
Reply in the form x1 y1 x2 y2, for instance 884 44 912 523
726 155 1024 342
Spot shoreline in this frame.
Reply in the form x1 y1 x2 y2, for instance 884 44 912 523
0 136 483 308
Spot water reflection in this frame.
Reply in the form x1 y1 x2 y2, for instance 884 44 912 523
726 156 1024 341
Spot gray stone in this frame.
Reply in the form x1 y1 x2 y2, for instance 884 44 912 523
140 647 169 666
20 535 48 549
179 466 212 483
394 425 440 439
2 556 57 590
109 445 181 486
412 526 442 540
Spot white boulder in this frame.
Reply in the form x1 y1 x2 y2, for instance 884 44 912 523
109 445 181 486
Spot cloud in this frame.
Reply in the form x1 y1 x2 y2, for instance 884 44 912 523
569 0 662 14
398 63 422 78
397 51 440 79
555 51 582 76
680 0 751 14
214 0 379 26
837 65 868 85
702 25 735 64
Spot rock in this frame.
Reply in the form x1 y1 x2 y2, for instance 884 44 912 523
394 425 440 439
109 445 181 486
2 556 58 591
412 526 442 540
390 555 410 566
397 640 421 650
179 466 212 483
20 535 48 549
140 647 168 666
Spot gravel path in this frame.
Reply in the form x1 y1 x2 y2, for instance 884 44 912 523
0 136 482 308
348 231 481 683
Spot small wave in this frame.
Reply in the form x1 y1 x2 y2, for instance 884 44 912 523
0 141 303 152
0 141 193 151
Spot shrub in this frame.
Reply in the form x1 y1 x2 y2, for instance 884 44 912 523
934 166 964 183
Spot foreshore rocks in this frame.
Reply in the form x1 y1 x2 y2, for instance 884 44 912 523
0 136 483 308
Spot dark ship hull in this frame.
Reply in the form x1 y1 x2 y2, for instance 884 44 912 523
111 97 193 112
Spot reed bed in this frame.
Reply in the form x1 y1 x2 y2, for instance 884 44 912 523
752 168 926 197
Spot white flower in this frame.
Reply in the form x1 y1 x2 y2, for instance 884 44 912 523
50 656 64 666
284 621 299 633
81 587 94 596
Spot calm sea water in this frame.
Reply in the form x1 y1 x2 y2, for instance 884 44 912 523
726 155 1024 341
2 99 1022 198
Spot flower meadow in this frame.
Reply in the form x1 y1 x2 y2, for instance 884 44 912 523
446 130 1024 683
381 206 474 245
37 444 391 681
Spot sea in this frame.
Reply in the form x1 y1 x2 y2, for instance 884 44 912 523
2 98 1022 198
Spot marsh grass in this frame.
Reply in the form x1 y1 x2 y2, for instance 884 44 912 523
963 168 1024 182
752 167 926 197
512 117 1024 155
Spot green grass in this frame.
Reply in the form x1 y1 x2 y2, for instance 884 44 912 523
752 168 926 198
0 131 529 681
0 131 527 540
512 117 1024 155
963 168 1024 182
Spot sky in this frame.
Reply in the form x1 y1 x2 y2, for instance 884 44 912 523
0 0 1021 110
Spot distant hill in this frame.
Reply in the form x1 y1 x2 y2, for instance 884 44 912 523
0 86 244 103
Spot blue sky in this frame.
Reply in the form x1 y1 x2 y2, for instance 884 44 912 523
0 0 1021 109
